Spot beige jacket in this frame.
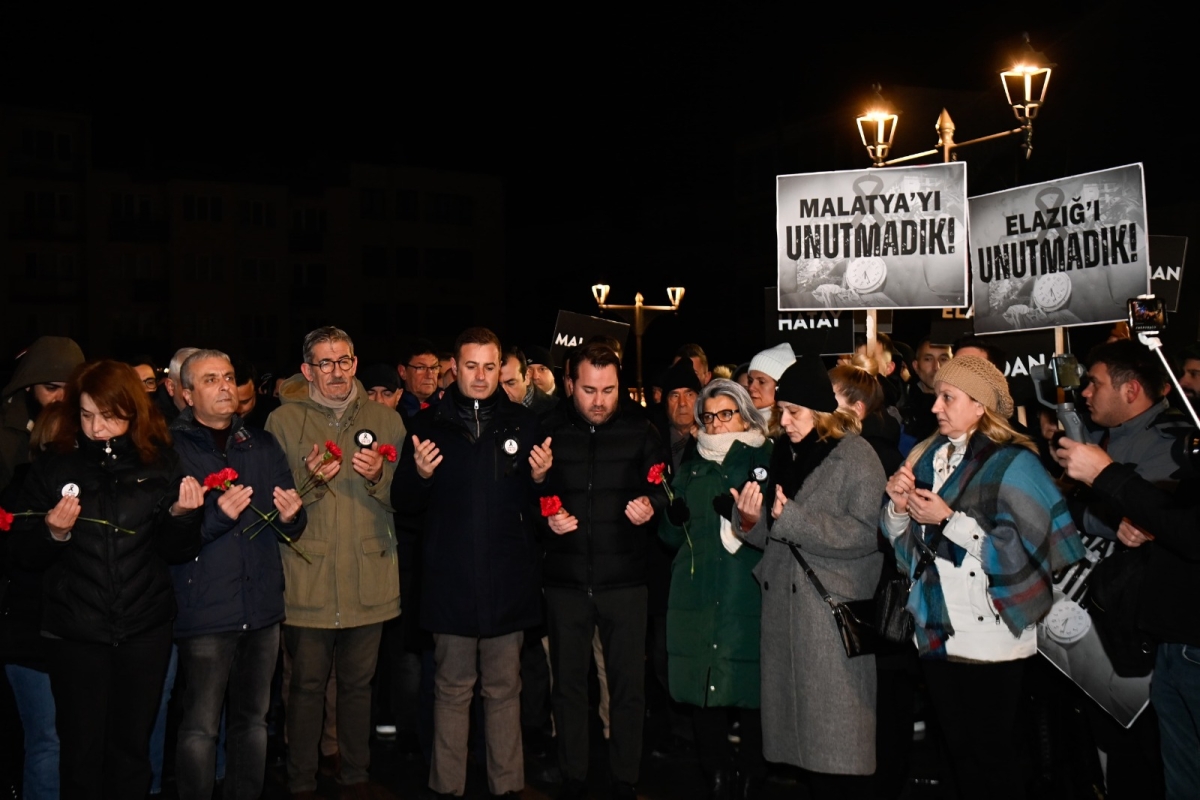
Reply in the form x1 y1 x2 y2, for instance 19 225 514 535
265 375 406 629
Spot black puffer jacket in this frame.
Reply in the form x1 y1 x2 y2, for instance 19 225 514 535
394 385 543 637
540 401 666 591
9 434 202 644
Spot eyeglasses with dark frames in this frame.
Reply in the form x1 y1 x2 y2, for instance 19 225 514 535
700 409 740 425
309 356 356 374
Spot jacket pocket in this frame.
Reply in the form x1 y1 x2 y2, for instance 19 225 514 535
282 539 329 610
359 538 399 607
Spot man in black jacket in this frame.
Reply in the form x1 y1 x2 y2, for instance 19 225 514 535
169 349 305 800
1057 436 1200 799
394 327 552 799
540 343 666 800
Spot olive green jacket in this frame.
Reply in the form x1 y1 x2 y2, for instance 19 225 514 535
265 375 406 629
659 439 771 708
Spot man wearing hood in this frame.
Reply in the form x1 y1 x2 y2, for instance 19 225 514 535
0 335 84 493
265 326 406 800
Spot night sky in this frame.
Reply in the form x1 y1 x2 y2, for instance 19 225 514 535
4 7 1195 371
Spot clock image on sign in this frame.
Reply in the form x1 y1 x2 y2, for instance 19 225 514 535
1032 273 1072 312
1042 598 1091 645
845 256 887 294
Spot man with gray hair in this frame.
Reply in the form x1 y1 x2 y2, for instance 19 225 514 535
156 346 200 422
266 326 406 799
169 348 306 800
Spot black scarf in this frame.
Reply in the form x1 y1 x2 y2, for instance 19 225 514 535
766 430 838 528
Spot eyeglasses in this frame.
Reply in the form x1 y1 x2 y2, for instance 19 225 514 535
141 378 158 389
309 356 356 373
700 409 740 425
406 363 440 374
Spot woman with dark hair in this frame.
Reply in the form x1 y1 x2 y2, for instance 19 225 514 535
733 357 885 800
882 356 1085 800
660 379 772 800
9 360 204 800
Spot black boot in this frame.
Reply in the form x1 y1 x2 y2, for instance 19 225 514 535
709 769 733 800
737 772 763 800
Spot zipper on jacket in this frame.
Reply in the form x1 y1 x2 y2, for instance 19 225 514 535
586 425 596 597
474 399 480 440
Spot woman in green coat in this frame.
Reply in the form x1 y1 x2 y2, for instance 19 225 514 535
660 379 772 800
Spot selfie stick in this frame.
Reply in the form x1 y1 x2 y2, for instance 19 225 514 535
1138 331 1200 430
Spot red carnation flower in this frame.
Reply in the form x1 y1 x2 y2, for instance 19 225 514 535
647 463 666 485
379 444 398 463
0 507 13 532
325 440 343 461
540 496 563 517
203 468 240 490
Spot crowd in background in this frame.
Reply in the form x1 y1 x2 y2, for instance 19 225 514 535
0 318 1198 800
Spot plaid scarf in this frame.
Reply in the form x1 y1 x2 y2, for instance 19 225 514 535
894 433 1086 657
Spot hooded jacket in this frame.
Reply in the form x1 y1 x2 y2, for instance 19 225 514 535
8 434 202 645
264 374 405 629
0 336 85 492
393 384 543 637
169 409 307 638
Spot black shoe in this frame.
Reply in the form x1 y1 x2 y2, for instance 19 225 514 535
709 769 733 800
737 773 763 800
557 777 588 799
611 780 637 799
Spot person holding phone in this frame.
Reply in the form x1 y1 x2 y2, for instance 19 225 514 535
881 355 1085 800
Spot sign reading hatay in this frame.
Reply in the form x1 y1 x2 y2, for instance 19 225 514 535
776 162 968 312
970 164 1149 334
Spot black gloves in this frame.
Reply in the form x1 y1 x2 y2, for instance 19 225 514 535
666 497 691 526
712 493 734 522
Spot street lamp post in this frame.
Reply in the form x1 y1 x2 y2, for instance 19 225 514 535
852 34 1055 352
856 34 1053 166
591 284 685 403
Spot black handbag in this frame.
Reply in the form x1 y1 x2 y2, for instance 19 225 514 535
874 565 914 645
1084 544 1156 678
787 543 877 658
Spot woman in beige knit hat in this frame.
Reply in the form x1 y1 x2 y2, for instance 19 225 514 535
879 355 1086 800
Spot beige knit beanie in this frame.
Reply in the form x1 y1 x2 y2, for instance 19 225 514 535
933 355 1014 418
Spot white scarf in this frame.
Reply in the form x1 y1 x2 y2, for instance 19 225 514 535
696 428 766 554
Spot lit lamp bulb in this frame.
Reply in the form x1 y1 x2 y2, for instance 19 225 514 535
666 287 685 308
855 85 898 167
591 283 611 306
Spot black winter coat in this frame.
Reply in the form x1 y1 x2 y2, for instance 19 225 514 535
1091 462 1200 645
169 411 306 638
394 386 543 637
541 402 666 591
9 434 202 645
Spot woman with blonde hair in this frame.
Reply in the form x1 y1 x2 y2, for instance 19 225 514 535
881 355 1085 800
733 356 885 799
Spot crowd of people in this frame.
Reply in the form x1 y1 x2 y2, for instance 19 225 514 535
0 320 1198 800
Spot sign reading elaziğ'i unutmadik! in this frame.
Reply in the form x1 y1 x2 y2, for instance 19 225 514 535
969 164 1149 334
776 162 969 312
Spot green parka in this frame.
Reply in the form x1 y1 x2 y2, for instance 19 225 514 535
264 375 406 629
659 438 771 709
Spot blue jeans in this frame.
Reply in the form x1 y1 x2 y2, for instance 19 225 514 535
5 664 59 800
176 624 279 800
1153 643 1200 799
149 644 178 794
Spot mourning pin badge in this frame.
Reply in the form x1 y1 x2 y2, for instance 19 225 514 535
61 483 80 498
355 429 377 449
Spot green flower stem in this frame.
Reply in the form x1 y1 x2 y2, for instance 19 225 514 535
660 483 694 577
10 510 135 536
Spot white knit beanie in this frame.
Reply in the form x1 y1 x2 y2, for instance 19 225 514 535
748 343 796 382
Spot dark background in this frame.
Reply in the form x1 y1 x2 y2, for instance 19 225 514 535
2 5 1196 376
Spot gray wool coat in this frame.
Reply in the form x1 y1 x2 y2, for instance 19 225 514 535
739 432 885 775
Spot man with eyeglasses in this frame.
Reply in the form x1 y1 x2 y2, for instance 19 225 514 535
398 340 442 419
537 342 666 800
265 325 406 800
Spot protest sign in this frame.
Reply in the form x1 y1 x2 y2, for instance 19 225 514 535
548 311 630 367
970 164 1149 334
1039 534 1152 729
1149 234 1187 312
777 162 968 311
763 288 854 356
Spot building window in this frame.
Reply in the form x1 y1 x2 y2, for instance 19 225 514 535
361 189 387 221
181 254 225 282
425 192 474 225
239 201 277 228
183 194 223 222
396 190 418 221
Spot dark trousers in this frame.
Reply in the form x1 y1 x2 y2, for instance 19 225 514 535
545 585 647 785
372 614 421 736
47 622 173 800
282 623 384 793
692 706 764 778
176 624 279 800
923 657 1029 800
